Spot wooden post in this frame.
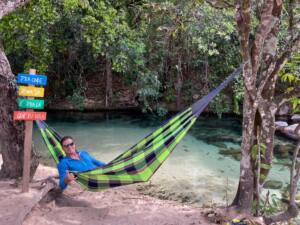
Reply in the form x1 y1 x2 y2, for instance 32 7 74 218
21 68 36 193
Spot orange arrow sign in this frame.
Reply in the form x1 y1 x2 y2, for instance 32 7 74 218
13 111 47 121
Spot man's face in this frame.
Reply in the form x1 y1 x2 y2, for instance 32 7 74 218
62 138 76 155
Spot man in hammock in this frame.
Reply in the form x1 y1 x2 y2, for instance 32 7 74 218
58 136 106 190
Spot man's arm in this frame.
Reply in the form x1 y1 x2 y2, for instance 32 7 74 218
82 151 106 167
57 161 75 190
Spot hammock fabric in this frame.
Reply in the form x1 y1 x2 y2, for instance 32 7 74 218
36 66 241 191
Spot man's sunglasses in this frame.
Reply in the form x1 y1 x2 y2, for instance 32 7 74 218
63 142 74 148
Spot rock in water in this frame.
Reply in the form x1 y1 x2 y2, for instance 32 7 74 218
263 180 283 190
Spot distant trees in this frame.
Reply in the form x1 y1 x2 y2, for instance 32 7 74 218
0 0 240 113
0 0 241 178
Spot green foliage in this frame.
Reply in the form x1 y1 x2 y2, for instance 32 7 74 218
67 91 85 111
156 106 168 117
80 0 146 75
233 76 244 115
191 4 236 57
290 97 300 113
281 73 297 83
164 87 176 103
251 143 271 183
250 143 267 160
279 53 300 113
0 0 240 114
253 193 282 216
209 94 231 118
0 0 60 73
140 1 239 114
136 70 161 113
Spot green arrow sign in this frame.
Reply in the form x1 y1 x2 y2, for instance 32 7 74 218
18 99 44 109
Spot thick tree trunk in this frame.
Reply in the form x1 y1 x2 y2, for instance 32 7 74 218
231 91 256 212
232 0 285 213
0 45 38 179
105 55 113 107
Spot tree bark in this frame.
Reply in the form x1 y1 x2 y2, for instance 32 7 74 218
175 55 183 110
0 39 38 178
231 0 255 212
232 0 285 213
231 90 256 212
105 55 113 108
0 0 30 19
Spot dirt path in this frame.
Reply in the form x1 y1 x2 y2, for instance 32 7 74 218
0 155 211 225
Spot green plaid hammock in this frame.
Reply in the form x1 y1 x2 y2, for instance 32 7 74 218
36 66 241 191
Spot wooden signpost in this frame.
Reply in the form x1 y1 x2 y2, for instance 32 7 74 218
13 69 47 193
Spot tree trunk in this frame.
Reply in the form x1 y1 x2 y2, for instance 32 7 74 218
105 55 113 108
0 44 38 179
208 0 299 220
231 90 256 212
175 55 183 110
162 37 172 93
231 0 285 213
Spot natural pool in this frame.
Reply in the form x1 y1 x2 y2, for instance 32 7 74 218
33 111 295 206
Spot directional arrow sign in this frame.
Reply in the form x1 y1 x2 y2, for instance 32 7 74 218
17 73 47 86
18 98 44 109
18 86 44 97
13 111 47 121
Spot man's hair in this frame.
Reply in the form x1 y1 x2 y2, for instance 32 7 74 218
60 136 74 146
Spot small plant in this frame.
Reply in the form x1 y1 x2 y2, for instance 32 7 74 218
209 93 231 118
156 106 168 117
67 91 85 111
136 70 161 112
252 191 282 216
233 76 244 115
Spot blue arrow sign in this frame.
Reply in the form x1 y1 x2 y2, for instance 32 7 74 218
17 73 47 86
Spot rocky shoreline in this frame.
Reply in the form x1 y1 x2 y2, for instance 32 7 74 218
275 114 300 141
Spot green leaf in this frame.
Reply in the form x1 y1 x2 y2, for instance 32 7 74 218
260 163 272 170
251 144 258 159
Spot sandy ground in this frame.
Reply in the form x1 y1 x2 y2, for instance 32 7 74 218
0 155 212 225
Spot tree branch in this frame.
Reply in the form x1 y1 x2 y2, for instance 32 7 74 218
236 1 258 102
235 1 251 64
251 0 279 78
205 0 235 9
275 86 300 108
0 45 15 81
258 34 300 96
0 0 30 20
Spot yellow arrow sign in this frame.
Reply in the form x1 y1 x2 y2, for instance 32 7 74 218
18 86 45 97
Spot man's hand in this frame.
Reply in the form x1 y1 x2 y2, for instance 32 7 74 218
64 171 75 184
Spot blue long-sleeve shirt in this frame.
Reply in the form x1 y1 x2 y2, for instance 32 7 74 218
57 150 106 190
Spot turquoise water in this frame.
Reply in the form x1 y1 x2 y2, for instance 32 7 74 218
32 111 294 206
